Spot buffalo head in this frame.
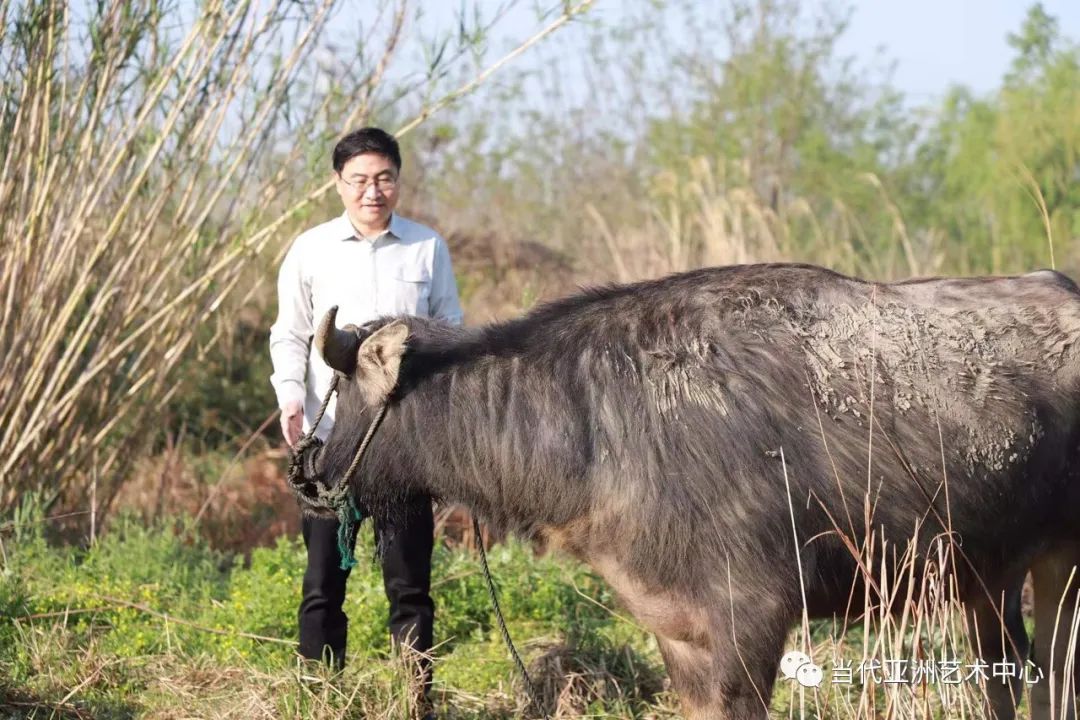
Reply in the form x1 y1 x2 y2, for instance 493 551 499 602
315 305 409 407
311 306 416 519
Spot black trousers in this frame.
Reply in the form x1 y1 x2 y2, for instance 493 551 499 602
298 501 435 672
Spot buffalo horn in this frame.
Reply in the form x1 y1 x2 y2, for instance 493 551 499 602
314 305 360 374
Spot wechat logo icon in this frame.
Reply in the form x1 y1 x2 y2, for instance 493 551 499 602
780 650 823 688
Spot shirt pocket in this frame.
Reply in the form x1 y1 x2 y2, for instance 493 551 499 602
390 266 431 316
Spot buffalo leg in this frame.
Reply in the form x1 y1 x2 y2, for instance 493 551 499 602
1030 547 1080 720
591 551 793 718
655 598 791 720
655 634 723 720
966 578 1029 720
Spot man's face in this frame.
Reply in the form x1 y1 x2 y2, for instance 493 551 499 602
335 152 399 233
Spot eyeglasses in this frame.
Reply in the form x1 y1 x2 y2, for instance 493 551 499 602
338 173 398 193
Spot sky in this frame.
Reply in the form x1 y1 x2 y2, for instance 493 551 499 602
834 0 1080 101
394 0 1080 105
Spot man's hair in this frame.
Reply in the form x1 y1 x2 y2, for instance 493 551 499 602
332 127 402 174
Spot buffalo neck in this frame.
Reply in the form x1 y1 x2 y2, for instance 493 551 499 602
360 334 594 539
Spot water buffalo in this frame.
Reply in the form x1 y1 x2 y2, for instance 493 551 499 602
305 263 1080 720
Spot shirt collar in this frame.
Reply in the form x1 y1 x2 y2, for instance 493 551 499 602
339 211 402 244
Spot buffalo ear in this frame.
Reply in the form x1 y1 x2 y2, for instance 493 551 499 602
355 321 409 405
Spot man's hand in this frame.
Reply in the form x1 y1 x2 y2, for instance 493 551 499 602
280 400 304 448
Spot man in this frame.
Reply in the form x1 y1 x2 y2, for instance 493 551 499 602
269 127 462 700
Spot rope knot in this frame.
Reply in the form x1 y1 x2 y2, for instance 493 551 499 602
283 374 385 572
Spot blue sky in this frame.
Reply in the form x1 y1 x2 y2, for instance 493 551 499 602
835 0 1080 100
395 0 1080 103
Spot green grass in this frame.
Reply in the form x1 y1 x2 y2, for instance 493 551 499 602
0 514 676 719
0 509 1040 719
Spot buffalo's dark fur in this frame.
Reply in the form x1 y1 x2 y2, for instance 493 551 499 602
314 263 1080 719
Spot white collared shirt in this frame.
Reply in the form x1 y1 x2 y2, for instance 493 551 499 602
269 212 463 438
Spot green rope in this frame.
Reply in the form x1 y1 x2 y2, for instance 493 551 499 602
335 497 365 570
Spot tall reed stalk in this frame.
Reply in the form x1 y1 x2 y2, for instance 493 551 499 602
0 0 360 515
0 0 598 519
